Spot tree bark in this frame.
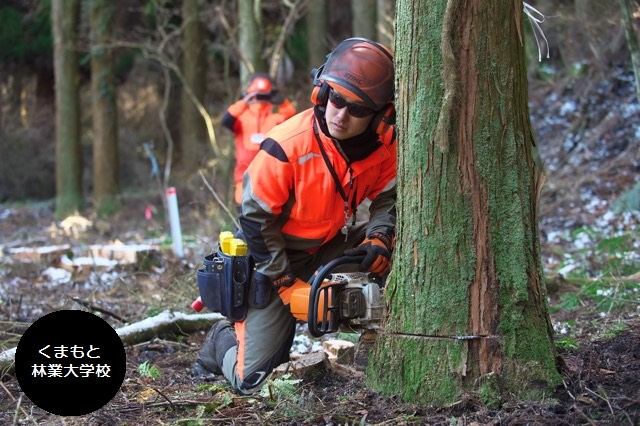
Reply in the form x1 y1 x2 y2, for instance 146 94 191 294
52 0 83 219
367 0 560 406
90 0 120 216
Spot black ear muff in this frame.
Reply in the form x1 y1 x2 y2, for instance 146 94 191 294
371 103 396 136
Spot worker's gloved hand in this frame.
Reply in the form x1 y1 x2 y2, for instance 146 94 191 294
273 272 310 305
270 92 284 105
242 92 258 104
344 232 393 276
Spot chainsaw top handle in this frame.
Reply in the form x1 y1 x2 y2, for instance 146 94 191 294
307 255 366 337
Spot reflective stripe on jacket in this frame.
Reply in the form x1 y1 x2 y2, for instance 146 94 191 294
240 108 397 279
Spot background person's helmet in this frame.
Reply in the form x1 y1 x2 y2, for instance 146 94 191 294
245 72 273 95
311 38 394 111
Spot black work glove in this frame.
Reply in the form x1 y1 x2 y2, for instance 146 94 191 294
344 232 393 275
270 92 284 105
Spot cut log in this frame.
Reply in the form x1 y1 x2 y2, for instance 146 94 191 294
88 243 159 265
6 244 72 264
272 351 327 381
323 339 355 365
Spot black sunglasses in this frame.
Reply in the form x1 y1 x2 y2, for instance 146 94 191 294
328 89 375 118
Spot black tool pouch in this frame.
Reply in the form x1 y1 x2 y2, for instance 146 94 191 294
196 248 252 322
248 271 273 309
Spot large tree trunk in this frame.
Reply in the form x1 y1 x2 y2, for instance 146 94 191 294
52 0 83 219
367 0 561 406
180 0 207 175
90 0 120 216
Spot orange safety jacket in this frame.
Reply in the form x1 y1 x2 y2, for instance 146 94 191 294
240 107 397 280
222 99 296 204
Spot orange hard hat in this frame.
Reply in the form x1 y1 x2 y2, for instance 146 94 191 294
315 38 394 110
246 73 273 94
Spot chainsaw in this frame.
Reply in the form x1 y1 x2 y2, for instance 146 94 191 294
192 236 384 336
292 255 385 337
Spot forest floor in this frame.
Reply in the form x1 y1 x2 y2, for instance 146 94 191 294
0 66 639 424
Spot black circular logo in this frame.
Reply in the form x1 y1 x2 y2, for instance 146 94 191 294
15 310 126 416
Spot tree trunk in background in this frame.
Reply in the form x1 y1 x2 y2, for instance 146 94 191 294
619 0 640 103
367 0 561 406
90 0 120 216
52 0 83 219
180 0 207 175
306 0 330 71
376 0 395 48
238 0 266 86
351 0 376 39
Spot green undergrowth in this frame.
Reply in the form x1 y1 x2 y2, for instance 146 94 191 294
546 223 639 347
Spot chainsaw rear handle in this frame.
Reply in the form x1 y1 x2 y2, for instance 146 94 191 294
308 255 366 337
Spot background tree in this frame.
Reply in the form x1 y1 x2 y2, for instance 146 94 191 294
238 0 267 85
0 3 54 201
619 0 640 102
52 0 82 219
351 0 376 39
180 0 208 175
367 0 561 406
376 0 395 48
305 0 329 72
90 0 120 216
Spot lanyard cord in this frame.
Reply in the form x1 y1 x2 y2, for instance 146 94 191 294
313 120 357 240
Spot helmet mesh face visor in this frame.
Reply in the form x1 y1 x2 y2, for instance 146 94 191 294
320 39 394 110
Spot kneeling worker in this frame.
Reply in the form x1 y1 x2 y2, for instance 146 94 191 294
196 37 397 395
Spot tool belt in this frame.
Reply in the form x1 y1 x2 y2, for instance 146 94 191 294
196 246 272 322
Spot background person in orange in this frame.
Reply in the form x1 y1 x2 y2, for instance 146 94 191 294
221 73 296 208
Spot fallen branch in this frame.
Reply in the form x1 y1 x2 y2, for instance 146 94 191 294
117 310 223 345
0 311 223 376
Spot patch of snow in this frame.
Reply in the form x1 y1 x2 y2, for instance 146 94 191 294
572 232 592 250
553 321 571 335
557 262 577 276
559 100 577 116
621 103 640 118
41 267 71 286
545 231 563 243
596 288 613 297
584 197 606 214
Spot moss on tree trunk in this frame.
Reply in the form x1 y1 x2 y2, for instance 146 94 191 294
367 0 561 406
